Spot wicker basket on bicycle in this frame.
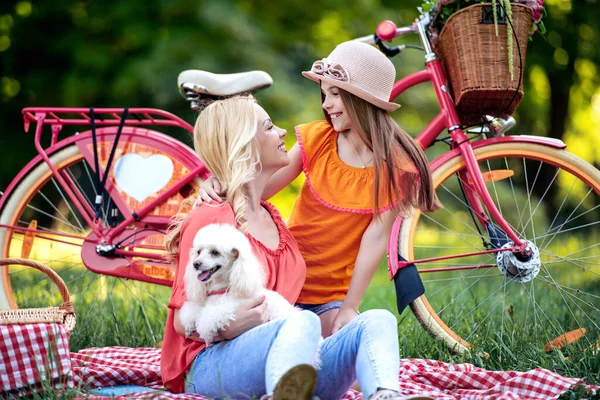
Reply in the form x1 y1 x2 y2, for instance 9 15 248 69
434 3 534 126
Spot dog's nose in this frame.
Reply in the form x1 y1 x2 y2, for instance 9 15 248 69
193 261 203 270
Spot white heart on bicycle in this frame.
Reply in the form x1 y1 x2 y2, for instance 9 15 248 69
113 154 174 202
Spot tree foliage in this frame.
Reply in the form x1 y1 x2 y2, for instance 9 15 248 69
0 0 598 213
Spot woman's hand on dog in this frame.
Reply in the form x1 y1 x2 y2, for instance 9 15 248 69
220 295 270 340
194 177 224 207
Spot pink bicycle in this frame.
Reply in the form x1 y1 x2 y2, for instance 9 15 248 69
0 9 598 352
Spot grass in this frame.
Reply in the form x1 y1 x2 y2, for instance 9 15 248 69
5 223 599 398
5 258 598 399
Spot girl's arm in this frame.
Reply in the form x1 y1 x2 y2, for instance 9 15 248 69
331 208 397 334
196 143 303 203
261 143 303 200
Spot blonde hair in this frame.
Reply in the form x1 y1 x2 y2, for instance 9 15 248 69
165 96 260 263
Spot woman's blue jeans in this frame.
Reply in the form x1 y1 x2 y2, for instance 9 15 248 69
185 309 400 400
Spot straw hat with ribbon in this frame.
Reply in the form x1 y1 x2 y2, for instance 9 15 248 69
302 41 400 112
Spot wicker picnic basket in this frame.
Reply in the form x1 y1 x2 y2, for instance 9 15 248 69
435 3 534 126
0 258 76 331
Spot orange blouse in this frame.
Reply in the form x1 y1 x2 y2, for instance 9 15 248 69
161 202 306 393
288 121 394 305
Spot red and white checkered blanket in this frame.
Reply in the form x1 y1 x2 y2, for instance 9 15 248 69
70 346 598 399
0 323 73 397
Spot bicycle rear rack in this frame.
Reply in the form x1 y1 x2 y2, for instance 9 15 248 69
22 107 194 137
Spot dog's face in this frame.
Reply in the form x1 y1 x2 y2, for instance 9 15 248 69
189 243 239 284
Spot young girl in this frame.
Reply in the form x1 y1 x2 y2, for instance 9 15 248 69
197 41 439 337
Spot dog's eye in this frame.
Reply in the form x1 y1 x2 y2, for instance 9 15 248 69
210 250 220 256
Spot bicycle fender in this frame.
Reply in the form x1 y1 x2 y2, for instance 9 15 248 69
430 135 567 172
0 128 205 212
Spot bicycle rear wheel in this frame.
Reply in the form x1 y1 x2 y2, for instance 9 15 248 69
0 143 200 350
400 142 600 353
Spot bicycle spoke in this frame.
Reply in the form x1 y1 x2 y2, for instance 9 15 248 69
448 271 511 331
421 271 503 284
50 177 86 232
416 228 484 240
36 188 74 230
558 242 600 260
449 174 528 240
536 268 598 348
65 167 108 224
505 157 525 231
538 177 579 249
521 158 537 241
464 284 513 343
21 202 84 234
517 280 558 344
521 164 560 241
537 220 600 244
486 160 503 217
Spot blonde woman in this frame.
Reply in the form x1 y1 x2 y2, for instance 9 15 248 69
161 96 432 400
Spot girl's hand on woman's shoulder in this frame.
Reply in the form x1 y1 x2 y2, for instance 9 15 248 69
219 295 270 340
194 176 224 207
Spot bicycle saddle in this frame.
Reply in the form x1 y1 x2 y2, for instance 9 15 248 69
178 70 273 98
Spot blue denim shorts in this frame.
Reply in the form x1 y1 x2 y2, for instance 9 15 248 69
295 300 343 316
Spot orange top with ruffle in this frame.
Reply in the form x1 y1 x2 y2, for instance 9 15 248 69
289 120 395 304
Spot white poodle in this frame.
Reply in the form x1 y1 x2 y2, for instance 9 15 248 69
179 223 299 346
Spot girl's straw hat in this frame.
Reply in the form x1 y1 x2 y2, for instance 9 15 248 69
302 41 400 112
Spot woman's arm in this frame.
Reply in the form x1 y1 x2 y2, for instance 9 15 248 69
331 208 397 334
262 143 303 200
172 295 270 342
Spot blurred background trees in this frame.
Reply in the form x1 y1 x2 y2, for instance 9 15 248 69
0 0 598 218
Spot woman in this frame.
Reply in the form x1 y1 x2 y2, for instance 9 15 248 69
161 96 431 400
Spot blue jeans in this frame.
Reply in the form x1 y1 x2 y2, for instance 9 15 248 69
186 309 400 400
296 300 343 316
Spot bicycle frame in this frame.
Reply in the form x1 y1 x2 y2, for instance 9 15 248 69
386 16 567 274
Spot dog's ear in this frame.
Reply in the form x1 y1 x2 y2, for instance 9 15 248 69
229 251 266 298
231 248 239 259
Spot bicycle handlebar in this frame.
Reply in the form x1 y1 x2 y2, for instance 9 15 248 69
352 18 420 58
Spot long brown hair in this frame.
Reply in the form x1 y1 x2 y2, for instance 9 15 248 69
322 89 441 217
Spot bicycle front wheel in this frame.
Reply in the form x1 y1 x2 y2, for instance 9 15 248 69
0 143 198 350
400 142 600 353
